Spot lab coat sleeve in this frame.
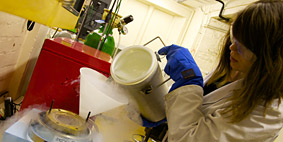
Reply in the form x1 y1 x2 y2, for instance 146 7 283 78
164 85 283 142
165 85 210 142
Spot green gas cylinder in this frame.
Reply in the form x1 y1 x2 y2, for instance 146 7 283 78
84 25 115 56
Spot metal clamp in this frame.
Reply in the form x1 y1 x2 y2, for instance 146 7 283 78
140 85 153 95
143 36 166 62
143 36 166 47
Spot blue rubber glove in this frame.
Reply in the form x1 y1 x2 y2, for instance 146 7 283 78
158 44 203 92
141 115 167 128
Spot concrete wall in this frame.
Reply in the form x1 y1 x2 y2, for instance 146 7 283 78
0 12 26 100
0 11 48 101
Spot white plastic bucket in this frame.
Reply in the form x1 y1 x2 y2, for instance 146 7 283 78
110 45 168 122
79 67 128 119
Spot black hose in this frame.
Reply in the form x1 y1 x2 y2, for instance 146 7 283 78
215 0 230 22
0 91 8 98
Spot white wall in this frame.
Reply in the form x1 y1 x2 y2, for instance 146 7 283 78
112 0 194 50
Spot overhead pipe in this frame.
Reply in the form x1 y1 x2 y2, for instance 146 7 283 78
215 0 230 22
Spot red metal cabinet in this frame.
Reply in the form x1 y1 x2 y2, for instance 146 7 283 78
21 38 112 114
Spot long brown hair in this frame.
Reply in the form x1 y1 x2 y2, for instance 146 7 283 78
209 0 283 122
206 32 232 88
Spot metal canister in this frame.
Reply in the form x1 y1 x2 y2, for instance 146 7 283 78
110 45 169 122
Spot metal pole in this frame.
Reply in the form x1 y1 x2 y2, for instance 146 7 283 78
75 0 93 41
48 100 54 114
86 111 91 122
143 36 166 47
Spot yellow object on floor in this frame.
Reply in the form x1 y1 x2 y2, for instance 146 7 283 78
95 106 145 142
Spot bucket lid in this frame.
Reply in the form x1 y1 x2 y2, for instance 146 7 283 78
110 45 157 85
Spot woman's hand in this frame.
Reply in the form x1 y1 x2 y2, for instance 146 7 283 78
158 44 203 92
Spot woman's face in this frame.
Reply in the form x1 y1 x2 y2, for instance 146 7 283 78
229 37 257 73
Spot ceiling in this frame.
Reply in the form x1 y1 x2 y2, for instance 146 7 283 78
177 0 230 8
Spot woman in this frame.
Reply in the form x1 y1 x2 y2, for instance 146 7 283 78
158 0 283 141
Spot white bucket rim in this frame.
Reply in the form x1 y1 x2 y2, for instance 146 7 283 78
110 45 157 85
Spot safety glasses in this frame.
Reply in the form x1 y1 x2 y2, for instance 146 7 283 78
230 26 254 59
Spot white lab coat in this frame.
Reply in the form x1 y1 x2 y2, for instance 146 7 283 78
165 77 283 142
